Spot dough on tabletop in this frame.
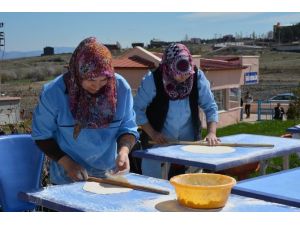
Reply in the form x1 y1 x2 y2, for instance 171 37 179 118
181 145 235 154
83 182 132 194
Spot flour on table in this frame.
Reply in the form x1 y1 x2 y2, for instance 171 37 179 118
83 182 132 194
181 145 235 154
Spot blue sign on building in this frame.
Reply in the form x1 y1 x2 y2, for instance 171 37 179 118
244 72 258 84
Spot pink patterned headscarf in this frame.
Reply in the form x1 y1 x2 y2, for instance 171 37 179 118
64 37 116 138
161 43 194 100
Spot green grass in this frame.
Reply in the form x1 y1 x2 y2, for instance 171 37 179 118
216 119 300 137
203 119 300 176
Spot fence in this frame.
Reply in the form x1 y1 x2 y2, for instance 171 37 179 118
257 100 274 121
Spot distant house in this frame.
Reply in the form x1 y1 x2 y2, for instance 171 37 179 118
113 47 259 127
105 43 121 51
132 42 144 48
190 38 202 44
222 34 235 42
148 39 171 48
0 97 21 124
41 46 54 56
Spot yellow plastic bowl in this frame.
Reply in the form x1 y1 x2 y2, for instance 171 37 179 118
170 173 236 209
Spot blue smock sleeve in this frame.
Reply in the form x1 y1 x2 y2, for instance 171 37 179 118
31 86 58 140
116 84 139 141
197 70 219 123
133 71 156 125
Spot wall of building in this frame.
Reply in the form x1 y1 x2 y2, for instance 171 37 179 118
192 55 201 68
240 56 260 84
120 47 161 67
114 68 149 92
199 107 241 129
218 107 241 127
204 69 243 90
211 55 259 85
0 99 21 124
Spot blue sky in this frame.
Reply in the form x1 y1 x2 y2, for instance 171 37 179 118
1 12 300 52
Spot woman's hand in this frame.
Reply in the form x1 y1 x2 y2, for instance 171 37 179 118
141 123 168 144
150 130 168 144
58 155 88 181
204 132 220 146
204 121 219 146
115 147 130 174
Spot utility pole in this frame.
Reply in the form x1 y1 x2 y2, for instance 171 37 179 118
0 22 5 59
0 22 4 94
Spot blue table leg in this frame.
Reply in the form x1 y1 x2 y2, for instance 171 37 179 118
283 155 289 170
259 160 269 175
161 162 170 179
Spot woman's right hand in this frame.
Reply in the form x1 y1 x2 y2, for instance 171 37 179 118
58 155 88 181
150 130 168 144
141 123 168 145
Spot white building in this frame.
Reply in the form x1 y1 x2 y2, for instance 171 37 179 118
0 97 21 124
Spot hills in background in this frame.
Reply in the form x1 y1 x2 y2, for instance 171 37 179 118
1 47 75 60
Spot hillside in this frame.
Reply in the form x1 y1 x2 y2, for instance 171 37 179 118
1 48 300 113
0 54 71 112
243 50 300 100
207 48 300 100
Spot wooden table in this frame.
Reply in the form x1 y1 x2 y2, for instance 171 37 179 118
19 173 300 212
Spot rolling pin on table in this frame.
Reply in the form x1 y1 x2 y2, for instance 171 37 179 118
18 173 300 211
87 176 170 195
133 134 300 177
149 140 275 148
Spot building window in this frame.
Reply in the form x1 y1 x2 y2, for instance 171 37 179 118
229 88 241 109
212 89 226 111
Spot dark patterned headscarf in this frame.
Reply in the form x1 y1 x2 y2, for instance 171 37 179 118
64 37 116 139
161 43 194 100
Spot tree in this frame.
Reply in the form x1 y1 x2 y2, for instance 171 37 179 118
251 31 256 40
184 34 189 42
267 31 273 40
116 41 122 50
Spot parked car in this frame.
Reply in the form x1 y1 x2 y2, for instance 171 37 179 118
269 93 298 103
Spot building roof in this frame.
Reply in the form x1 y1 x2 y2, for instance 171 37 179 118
200 58 248 71
113 55 155 69
150 50 247 71
212 56 240 62
113 47 249 72
150 51 163 59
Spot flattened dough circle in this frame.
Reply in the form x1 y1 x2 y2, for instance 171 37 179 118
83 182 132 194
181 145 235 154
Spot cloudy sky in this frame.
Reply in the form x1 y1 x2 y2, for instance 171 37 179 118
1 12 300 52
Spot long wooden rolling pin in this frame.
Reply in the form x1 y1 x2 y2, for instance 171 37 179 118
87 176 170 195
149 140 274 148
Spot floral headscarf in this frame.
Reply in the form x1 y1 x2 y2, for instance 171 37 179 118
64 37 116 139
161 43 194 100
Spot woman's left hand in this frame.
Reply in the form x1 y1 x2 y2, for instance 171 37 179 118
204 132 220 146
115 147 130 174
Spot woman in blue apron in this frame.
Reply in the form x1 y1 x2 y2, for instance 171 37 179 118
133 43 219 179
32 37 139 184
